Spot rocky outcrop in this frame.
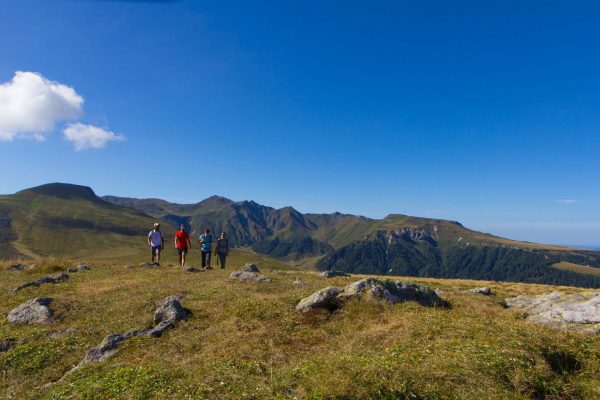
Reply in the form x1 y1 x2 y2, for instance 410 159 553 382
13 273 69 292
319 270 351 278
296 278 448 312
242 263 260 273
45 296 188 388
7 298 54 324
465 287 494 296
230 271 270 282
504 292 600 334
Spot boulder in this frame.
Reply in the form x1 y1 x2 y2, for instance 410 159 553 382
153 296 188 326
242 263 260 273
319 270 351 278
7 298 54 324
7 264 27 271
504 292 600 334
0 338 15 353
13 273 69 292
296 287 342 312
230 271 270 282
296 278 448 313
465 287 494 296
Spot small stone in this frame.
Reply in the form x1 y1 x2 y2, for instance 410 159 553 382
7 298 54 324
67 268 78 273
319 270 351 278
230 271 270 282
184 267 203 273
77 264 91 271
465 287 494 296
0 339 16 353
7 264 27 271
293 278 305 286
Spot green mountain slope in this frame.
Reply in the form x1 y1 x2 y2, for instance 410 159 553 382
0 183 173 260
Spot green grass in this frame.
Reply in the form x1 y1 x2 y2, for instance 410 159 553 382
552 262 600 277
1 254 600 399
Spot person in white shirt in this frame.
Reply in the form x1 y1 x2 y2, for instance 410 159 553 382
147 223 164 264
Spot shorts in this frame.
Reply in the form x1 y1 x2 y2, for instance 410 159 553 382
177 247 188 255
151 245 162 255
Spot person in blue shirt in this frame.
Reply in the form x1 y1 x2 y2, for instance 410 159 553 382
199 228 213 269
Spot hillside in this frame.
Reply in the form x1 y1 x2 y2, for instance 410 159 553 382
104 195 600 288
1 258 600 399
0 183 173 261
1 183 600 287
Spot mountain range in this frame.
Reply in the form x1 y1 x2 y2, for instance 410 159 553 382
2 182 600 287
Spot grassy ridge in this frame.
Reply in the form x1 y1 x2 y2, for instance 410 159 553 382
1 252 600 399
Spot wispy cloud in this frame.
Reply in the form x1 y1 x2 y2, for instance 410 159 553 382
0 71 83 141
557 199 578 204
63 123 124 151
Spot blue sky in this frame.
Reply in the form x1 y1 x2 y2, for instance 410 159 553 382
1 0 599 246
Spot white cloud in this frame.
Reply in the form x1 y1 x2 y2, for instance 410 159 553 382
0 71 83 141
557 199 578 204
63 123 124 151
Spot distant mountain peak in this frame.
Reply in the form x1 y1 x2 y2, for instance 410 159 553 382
19 183 99 201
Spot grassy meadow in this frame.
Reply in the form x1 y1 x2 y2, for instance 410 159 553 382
1 249 600 399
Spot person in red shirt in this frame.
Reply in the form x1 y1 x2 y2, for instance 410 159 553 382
174 225 191 267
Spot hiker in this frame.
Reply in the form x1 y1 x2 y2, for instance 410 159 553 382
199 228 213 269
175 225 191 267
147 223 164 264
214 232 229 269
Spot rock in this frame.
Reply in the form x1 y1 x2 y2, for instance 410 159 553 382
0 338 16 353
319 270 351 278
465 287 494 296
48 328 77 338
67 268 78 273
293 278 305 286
13 273 69 292
242 263 260 273
296 278 448 313
138 262 160 268
296 287 342 312
230 271 270 282
503 292 600 334
76 264 91 271
184 267 203 273
7 264 27 271
7 298 54 324
153 296 188 326
45 295 189 387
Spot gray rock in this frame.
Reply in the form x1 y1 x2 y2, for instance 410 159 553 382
296 287 342 312
296 278 448 313
67 268 78 273
242 263 260 273
230 271 270 282
293 278 305 286
153 296 188 325
77 264 91 271
45 295 189 387
13 273 69 292
504 292 600 333
7 264 27 271
0 338 16 353
465 287 494 296
7 298 54 324
184 267 203 273
319 270 351 278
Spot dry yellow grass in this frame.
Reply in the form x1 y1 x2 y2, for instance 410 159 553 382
1 252 599 399
552 261 600 277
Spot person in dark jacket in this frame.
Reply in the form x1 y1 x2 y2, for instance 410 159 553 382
214 232 229 269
